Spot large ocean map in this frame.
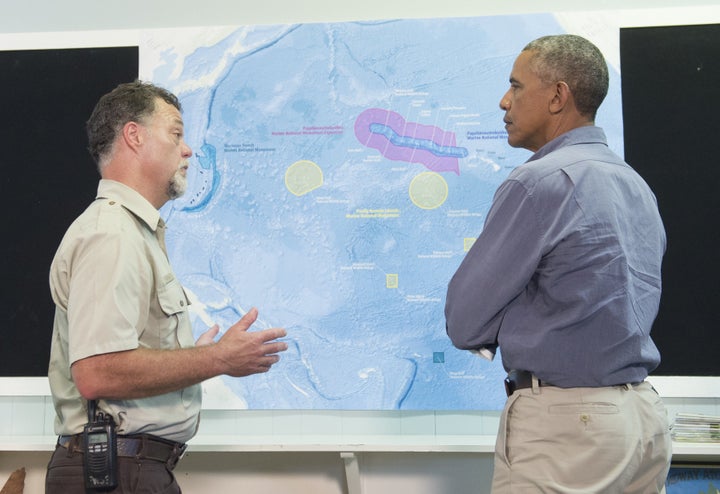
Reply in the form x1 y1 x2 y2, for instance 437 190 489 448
140 13 623 409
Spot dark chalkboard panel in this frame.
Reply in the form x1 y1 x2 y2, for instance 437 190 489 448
620 24 720 376
0 46 138 376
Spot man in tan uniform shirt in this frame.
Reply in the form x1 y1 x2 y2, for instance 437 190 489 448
45 80 288 493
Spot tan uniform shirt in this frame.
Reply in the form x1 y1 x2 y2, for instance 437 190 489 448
48 179 201 443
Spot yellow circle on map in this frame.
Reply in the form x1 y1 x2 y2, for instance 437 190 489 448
408 172 448 210
285 160 324 196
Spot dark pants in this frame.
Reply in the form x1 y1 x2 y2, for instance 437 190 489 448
45 444 182 494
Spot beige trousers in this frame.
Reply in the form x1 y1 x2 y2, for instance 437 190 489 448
491 381 671 494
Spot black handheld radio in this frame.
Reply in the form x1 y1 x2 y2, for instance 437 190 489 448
82 400 118 490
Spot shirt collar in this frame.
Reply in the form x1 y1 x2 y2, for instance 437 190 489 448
96 179 162 232
526 126 608 163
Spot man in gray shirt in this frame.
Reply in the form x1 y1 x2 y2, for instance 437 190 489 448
445 35 671 493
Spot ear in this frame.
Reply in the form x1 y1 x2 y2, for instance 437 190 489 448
121 121 144 152
549 81 571 114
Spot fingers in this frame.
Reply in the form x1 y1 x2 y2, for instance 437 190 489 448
260 354 281 370
262 339 288 355
195 324 220 346
231 307 259 332
241 331 287 376
258 326 288 342
227 308 286 342
215 309 289 377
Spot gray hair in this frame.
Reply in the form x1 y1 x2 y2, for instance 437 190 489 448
522 34 609 119
86 80 182 169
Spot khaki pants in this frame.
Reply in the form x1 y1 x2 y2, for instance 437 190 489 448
492 381 671 494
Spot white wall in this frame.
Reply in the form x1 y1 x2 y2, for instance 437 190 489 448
0 0 719 33
1 1 720 493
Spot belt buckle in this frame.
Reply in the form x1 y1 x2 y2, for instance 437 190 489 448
166 443 187 470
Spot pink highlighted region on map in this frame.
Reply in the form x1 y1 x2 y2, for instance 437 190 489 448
354 108 465 175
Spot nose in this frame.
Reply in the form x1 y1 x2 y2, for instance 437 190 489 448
499 91 511 110
181 141 192 158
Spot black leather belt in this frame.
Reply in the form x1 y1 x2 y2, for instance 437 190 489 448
58 433 187 469
504 369 551 396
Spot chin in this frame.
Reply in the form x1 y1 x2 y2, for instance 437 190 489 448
168 172 188 200
506 135 529 150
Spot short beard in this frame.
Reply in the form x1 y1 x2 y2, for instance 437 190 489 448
167 168 188 200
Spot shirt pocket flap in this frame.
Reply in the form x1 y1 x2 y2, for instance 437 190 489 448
157 274 189 316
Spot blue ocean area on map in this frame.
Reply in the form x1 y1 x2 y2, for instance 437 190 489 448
145 13 624 409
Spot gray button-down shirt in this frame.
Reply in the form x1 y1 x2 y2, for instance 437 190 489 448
445 126 666 388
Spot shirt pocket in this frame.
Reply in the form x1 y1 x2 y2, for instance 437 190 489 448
157 273 188 316
152 273 192 348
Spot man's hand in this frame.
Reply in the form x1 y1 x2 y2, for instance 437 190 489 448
213 307 288 377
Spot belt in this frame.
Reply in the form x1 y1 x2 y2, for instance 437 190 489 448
58 433 187 470
504 369 551 396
